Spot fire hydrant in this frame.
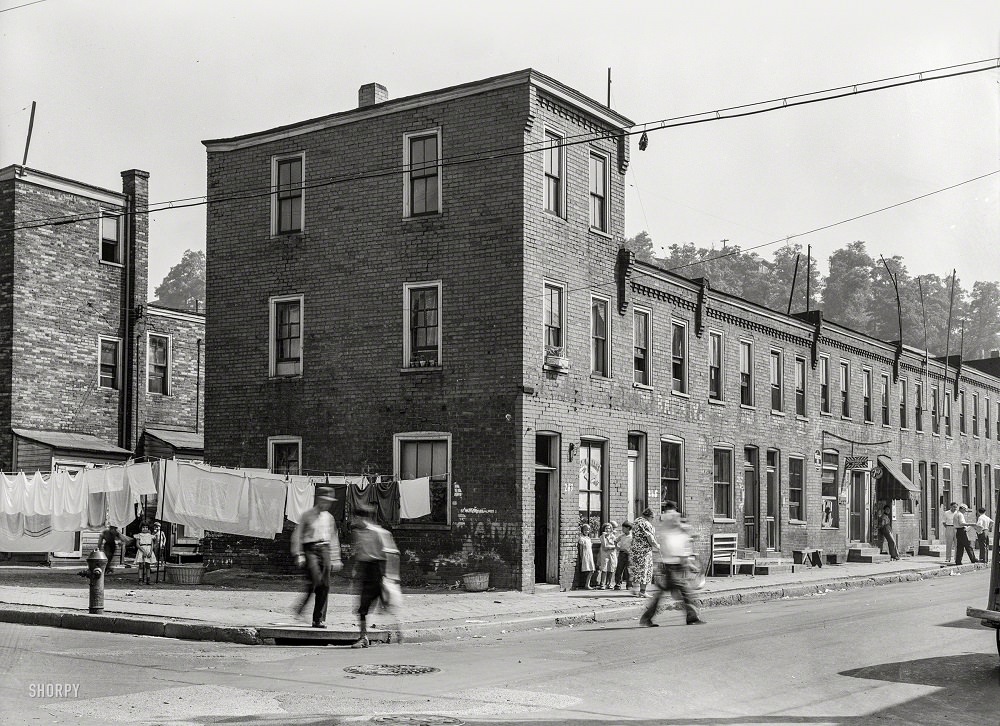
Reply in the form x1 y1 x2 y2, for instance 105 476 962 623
86 549 107 614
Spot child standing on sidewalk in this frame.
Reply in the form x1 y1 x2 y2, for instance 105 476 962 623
614 522 632 590
596 522 618 589
133 523 156 585
577 524 595 590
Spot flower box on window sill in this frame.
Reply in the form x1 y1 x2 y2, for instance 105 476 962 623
544 347 570 372
407 358 438 368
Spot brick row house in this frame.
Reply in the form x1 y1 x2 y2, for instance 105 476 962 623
0 165 204 560
202 70 998 590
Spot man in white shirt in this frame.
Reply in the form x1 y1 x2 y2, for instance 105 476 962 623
975 507 994 564
290 488 342 628
942 501 958 563
640 501 705 627
953 504 979 566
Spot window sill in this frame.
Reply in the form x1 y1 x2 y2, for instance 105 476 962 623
900 427 910 432
771 410 785 417
789 519 808 526
270 230 306 239
402 211 442 222
708 398 726 407
268 374 302 381
395 522 450 531
400 366 443 374
590 373 611 382
543 209 567 223
916 430 925 435
796 415 808 422
544 364 570 375
740 404 756 412
841 416 853 422
633 382 653 391
99 259 124 268
863 420 874 426
882 424 892 429
588 227 612 239
671 390 690 399
821 526 840 531
713 518 736 524
820 411 832 417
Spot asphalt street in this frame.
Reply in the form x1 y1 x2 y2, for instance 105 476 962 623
0 568 997 725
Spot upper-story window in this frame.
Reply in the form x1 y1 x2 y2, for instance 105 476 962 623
819 356 830 414
543 130 564 216
839 362 850 418
862 369 873 423
404 130 441 217
931 385 940 434
271 154 304 235
710 332 724 401
591 296 610 377
147 333 170 396
404 282 442 368
881 374 891 426
634 309 650 386
915 382 924 432
270 295 303 377
769 349 783 412
98 337 120 390
944 394 952 436
543 281 564 351
100 211 123 264
973 393 979 437
996 400 1000 442
269 436 302 475
794 356 806 416
588 152 608 232
986 397 991 439
959 390 966 434
740 340 754 406
671 321 687 394
899 379 908 429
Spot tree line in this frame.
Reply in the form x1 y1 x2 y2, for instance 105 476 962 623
626 232 1000 360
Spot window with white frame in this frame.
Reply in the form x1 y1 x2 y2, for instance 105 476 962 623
962 462 971 505
794 356 806 416
268 436 301 475
770 349 783 412
973 393 979 437
821 450 839 528
789 456 805 522
591 296 610 377
901 461 914 513
944 394 952 436
740 340 753 406
862 369 873 422
899 379 909 428
404 282 442 368
881 373 890 426
147 333 170 395
98 337 120 390
404 129 441 217
671 321 687 393
942 465 952 505
660 438 683 510
588 152 608 232
931 385 940 434
633 309 650 386
710 332 724 401
543 130 564 216
396 433 451 524
543 281 565 352
713 447 734 519
915 382 923 432
986 397 991 439
100 211 123 264
975 462 983 510
271 154 304 235
270 295 303 377
959 390 966 434
839 361 850 418
579 439 606 531
819 355 830 414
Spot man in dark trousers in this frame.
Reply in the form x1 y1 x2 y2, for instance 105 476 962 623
640 501 705 627
96 525 130 574
350 503 398 648
290 487 342 628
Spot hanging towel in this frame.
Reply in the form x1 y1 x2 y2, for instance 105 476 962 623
106 483 138 529
285 476 314 524
84 467 107 494
0 472 26 515
346 477 379 522
51 470 89 532
125 462 157 496
0 512 24 539
374 477 400 526
399 476 432 520
174 462 244 523
24 472 53 516
104 466 126 493
230 478 287 537
88 492 107 528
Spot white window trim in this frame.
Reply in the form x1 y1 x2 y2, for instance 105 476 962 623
270 152 306 236
267 435 303 474
839 360 851 419
269 294 304 378
393 431 452 525
712 444 736 522
709 330 726 403
402 128 442 219
403 280 443 369
671 319 688 396
793 355 806 416
97 335 122 390
769 347 783 412
542 126 566 218
739 339 755 408
819 354 831 415
660 435 685 506
861 367 873 423
899 377 909 430
588 148 611 234
633 305 652 388
542 279 567 358
788 454 807 523
98 209 124 266
146 332 172 396
590 293 612 378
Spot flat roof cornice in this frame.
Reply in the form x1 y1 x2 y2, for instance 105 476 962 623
203 69 633 152
0 165 125 206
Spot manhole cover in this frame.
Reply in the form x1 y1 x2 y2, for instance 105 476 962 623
344 664 441 676
369 717 463 725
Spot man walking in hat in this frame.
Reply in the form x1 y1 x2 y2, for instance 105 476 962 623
290 487 342 628
953 503 979 566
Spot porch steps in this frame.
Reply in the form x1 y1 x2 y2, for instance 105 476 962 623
917 540 946 557
847 545 890 563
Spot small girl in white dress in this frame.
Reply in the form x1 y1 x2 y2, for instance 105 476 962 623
134 523 157 585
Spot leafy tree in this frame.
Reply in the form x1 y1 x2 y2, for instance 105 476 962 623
153 249 206 311
624 231 655 263
823 241 875 332
964 281 1000 358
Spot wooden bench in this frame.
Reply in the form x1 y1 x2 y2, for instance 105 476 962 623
793 549 824 568
710 533 739 577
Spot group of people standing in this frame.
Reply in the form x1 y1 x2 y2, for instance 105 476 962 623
941 501 994 565
290 486 401 648
578 503 705 627
91 520 166 585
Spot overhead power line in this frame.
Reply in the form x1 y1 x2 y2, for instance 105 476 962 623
5 57 999 233
0 0 49 13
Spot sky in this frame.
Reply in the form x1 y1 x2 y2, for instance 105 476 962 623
1 1 998 300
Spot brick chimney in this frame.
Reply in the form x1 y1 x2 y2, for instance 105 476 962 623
358 83 388 108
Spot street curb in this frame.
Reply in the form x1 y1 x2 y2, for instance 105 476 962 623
0 562 985 644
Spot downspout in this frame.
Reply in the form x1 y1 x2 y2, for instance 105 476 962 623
195 338 202 433
120 193 132 451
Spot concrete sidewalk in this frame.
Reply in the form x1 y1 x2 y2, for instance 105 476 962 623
0 556 988 645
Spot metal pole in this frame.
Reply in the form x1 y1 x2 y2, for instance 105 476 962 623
20 101 36 168
787 254 800 315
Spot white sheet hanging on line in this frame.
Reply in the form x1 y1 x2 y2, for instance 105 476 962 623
51 470 89 532
106 483 138 529
125 462 157 496
0 513 73 552
285 477 313 524
226 477 287 538
0 512 24 539
104 465 126 493
398 476 432 520
0 472 26 515
174 462 244 523
23 472 53 516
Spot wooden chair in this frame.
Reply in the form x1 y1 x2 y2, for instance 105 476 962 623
710 532 739 577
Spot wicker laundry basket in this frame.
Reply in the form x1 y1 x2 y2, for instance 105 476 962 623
165 563 205 585
462 571 490 592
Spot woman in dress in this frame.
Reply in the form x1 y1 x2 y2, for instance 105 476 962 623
629 508 657 597
133 522 157 585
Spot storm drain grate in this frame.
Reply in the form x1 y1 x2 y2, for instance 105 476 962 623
344 664 441 676
369 717 463 725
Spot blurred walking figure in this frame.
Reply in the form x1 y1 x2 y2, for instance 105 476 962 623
640 501 705 627
290 487 342 628
350 503 401 648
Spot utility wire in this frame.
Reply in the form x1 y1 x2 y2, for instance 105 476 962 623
0 0 49 13
5 57 998 233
